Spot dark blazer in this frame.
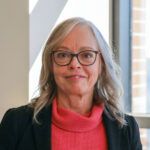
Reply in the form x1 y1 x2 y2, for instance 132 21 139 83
0 105 142 150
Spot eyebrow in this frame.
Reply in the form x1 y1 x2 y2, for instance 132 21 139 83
57 46 97 51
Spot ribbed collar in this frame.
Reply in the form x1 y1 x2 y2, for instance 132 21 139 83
52 99 104 132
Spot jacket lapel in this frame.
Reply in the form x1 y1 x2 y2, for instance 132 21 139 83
103 113 121 150
32 105 123 150
32 105 52 150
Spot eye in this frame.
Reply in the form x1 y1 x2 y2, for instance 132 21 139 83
80 51 95 59
55 51 70 58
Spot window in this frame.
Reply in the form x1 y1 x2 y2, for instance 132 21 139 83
132 0 150 149
132 0 150 114
111 1 150 149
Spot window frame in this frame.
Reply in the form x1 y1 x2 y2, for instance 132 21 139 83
110 0 150 128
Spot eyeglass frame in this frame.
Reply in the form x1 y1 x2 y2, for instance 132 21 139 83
50 50 101 66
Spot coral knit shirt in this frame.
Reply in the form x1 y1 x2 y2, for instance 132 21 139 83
51 99 108 150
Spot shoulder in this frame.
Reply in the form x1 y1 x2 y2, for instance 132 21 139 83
123 114 140 138
0 105 34 149
1 105 33 124
123 114 142 149
124 114 140 133
0 105 34 134
103 113 142 149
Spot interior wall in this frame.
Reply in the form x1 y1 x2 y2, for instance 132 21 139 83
0 0 29 120
0 0 68 120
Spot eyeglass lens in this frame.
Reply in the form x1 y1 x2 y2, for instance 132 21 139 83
53 50 99 66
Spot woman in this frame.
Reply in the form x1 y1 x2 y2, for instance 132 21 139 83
0 17 142 150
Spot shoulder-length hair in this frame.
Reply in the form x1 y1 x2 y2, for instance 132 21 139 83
30 17 126 126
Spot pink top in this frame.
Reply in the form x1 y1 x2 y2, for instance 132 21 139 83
51 99 108 150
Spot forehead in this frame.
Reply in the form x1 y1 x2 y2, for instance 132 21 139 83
59 24 99 50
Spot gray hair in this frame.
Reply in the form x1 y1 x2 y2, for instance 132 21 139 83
30 17 126 126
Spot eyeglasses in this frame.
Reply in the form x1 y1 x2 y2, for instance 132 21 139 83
50 50 101 66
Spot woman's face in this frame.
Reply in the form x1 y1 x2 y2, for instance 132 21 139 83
52 25 102 96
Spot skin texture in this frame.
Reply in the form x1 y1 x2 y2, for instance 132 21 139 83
52 25 102 115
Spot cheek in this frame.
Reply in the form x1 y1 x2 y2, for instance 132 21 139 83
52 63 62 76
90 61 102 86
52 64 60 82
91 60 101 80
52 65 66 83
96 57 102 77
86 66 100 86
91 68 99 82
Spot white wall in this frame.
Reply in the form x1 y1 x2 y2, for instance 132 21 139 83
0 0 29 120
30 0 68 67
0 0 68 120
29 0 68 99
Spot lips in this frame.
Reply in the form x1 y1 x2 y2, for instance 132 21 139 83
65 75 86 79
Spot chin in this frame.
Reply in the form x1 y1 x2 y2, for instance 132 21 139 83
68 89 87 95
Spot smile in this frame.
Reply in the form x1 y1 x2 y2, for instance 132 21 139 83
65 75 86 79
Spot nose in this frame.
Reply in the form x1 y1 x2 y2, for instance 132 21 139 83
68 56 81 69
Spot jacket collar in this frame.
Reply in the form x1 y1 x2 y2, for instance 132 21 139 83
32 105 52 150
32 105 122 150
103 113 122 150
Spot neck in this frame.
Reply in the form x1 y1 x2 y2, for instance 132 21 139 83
56 91 94 116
